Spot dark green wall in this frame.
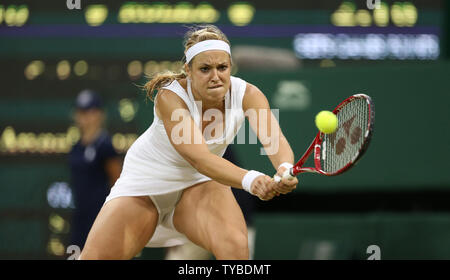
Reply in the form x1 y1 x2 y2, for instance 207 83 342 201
253 213 450 260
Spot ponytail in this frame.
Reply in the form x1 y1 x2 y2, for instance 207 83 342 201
144 71 186 101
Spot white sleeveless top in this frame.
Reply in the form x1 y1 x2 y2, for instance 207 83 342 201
106 76 247 198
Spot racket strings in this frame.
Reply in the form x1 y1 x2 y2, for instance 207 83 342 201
322 97 369 174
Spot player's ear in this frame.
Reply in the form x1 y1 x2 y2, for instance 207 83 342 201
184 63 191 79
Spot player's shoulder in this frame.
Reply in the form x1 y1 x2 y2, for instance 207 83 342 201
241 80 269 110
243 80 265 99
228 75 259 96
155 82 190 118
229 75 247 87
156 80 189 108
157 91 188 110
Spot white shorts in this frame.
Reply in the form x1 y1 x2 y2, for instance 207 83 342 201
104 189 189 248
145 190 189 247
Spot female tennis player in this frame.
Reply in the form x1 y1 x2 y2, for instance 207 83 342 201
79 25 298 260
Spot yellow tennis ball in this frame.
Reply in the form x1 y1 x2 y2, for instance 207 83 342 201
315 110 338 134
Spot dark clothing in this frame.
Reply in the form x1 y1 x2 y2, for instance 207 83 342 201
68 131 118 248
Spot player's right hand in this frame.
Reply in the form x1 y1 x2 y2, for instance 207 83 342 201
250 175 277 201
273 166 298 194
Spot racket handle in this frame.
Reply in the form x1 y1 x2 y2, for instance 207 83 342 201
274 168 295 183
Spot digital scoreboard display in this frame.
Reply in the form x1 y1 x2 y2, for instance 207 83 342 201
0 0 444 60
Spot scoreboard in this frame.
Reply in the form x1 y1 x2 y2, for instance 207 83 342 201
0 0 444 60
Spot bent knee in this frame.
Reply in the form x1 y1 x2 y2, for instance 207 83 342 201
212 228 249 259
228 229 249 252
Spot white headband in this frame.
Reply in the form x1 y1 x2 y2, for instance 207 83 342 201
185 40 231 64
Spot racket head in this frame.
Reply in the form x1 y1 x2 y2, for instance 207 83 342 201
319 93 375 175
291 93 375 176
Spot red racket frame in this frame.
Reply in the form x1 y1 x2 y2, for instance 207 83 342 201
291 94 375 176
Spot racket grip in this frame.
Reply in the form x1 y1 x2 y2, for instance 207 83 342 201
274 168 295 183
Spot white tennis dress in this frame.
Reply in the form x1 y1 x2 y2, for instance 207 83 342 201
104 76 247 247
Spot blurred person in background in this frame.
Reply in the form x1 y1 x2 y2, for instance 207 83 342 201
165 146 257 260
68 89 122 250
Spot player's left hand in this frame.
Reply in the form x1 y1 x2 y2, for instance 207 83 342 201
273 166 298 195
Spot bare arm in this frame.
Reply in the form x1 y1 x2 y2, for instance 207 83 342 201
242 82 295 170
242 83 298 194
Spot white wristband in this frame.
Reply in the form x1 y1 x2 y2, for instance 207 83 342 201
242 170 265 194
279 162 293 170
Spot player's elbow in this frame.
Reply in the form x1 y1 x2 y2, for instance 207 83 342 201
190 158 212 175
183 152 211 174
191 161 207 175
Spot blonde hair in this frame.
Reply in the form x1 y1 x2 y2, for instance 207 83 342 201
144 25 231 101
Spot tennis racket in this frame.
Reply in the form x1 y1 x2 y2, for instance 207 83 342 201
275 93 375 182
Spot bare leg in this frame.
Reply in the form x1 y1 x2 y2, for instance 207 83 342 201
173 181 249 260
165 241 212 260
80 196 158 260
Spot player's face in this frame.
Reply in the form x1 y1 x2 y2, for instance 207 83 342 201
186 50 231 106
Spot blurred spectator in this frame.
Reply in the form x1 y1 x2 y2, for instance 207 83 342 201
68 89 122 249
165 146 257 260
